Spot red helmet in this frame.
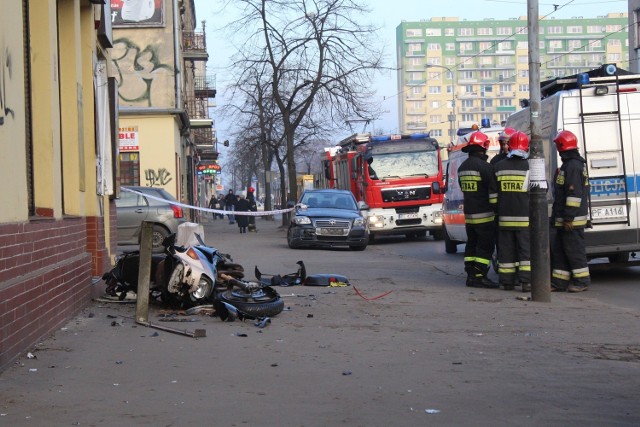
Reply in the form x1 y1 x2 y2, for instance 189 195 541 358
553 130 578 152
499 127 516 142
466 131 490 150
508 131 530 152
248 186 255 193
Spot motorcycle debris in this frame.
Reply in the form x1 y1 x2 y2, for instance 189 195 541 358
27 352 36 359
254 317 271 328
185 305 214 315
235 333 248 337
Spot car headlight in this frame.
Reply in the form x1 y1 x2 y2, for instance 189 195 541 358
293 216 311 225
353 217 365 227
368 214 382 224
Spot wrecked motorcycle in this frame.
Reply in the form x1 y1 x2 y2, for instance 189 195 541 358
102 234 284 315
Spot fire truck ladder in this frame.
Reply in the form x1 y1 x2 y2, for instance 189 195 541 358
578 75 631 226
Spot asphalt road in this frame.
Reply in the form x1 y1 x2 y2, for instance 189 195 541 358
1 217 639 426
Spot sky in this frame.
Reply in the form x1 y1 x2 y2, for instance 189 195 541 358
194 0 628 143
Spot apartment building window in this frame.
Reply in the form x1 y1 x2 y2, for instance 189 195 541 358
431 101 440 108
429 86 441 94
413 101 424 109
590 53 605 63
499 99 513 106
568 54 581 64
477 27 493 35
446 43 455 51
499 84 512 92
481 99 493 108
445 57 456 66
587 25 602 33
498 41 512 50
428 72 442 80
606 24 622 32
445 28 454 36
590 40 602 49
547 26 563 34
519 70 529 78
497 56 512 65
430 115 442 123
462 114 476 122
411 86 423 95
500 113 510 122
428 43 441 50
496 27 512 35
568 40 583 51
519 84 529 92
608 53 621 62
427 57 441 65
480 84 492 93
517 26 528 34
462 99 474 107
567 26 583 34
462 71 474 79
479 41 493 51
406 28 423 37
518 55 528 64
410 72 423 81
431 129 443 137
459 42 473 53
549 40 562 51
446 85 454 94
464 85 474 93
425 28 442 36
480 70 493 79
408 43 422 53
409 57 422 66
517 41 528 49
608 39 621 47
480 56 493 65
459 28 474 36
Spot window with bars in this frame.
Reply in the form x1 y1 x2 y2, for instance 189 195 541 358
120 152 140 186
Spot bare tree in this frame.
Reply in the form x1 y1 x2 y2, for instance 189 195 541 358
223 0 385 202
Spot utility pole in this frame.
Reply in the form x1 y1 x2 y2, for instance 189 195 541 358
528 0 551 302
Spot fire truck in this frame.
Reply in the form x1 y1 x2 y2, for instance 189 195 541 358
322 132 445 242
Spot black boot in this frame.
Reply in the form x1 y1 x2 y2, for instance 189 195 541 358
474 276 499 289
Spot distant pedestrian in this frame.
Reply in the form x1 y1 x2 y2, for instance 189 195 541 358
494 131 531 292
458 131 499 289
550 130 590 293
235 193 251 233
208 194 219 220
224 190 236 224
247 187 258 232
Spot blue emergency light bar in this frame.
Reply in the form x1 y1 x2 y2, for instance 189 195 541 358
370 133 430 142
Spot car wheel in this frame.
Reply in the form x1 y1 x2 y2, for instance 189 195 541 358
287 228 299 249
444 227 457 254
152 225 170 252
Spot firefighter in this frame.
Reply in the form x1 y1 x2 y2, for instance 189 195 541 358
490 127 516 166
494 131 531 292
551 130 590 292
458 131 499 288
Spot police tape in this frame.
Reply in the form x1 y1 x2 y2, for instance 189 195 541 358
121 187 295 217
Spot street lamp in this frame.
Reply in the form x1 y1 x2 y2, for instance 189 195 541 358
426 64 456 144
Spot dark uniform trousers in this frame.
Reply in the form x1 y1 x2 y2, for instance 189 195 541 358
551 227 590 289
498 229 531 285
465 221 496 278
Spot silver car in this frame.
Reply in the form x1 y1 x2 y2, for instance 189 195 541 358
116 186 187 251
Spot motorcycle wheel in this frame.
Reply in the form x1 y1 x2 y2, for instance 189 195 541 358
218 287 284 318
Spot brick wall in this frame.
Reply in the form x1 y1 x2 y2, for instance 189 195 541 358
0 218 93 371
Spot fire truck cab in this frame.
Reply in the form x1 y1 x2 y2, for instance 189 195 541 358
324 132 446 242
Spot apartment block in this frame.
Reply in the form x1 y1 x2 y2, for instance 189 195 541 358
396 14 629 142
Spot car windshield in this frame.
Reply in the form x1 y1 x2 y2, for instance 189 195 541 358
301 193 357 210
368 150 439 179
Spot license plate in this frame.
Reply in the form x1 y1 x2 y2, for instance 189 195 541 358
590 205 627 220
317 228 347 236
398 213 419 219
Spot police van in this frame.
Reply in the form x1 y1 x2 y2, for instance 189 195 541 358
505 64 640 263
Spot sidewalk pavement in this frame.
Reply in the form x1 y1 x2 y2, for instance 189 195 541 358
1 216 639 426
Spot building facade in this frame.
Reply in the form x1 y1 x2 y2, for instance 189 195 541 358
0 1 117 371
396 14 629 142
112 0 217 216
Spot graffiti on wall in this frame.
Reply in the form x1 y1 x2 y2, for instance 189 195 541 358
0 40 15 126
111 38 173 107
145 168 172 186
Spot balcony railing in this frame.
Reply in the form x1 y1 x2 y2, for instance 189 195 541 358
194 75 217 98
184 97 209 119
182 31 208 61
192 128 217 146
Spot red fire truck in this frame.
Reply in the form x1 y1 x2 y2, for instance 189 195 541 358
321 133 445 242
